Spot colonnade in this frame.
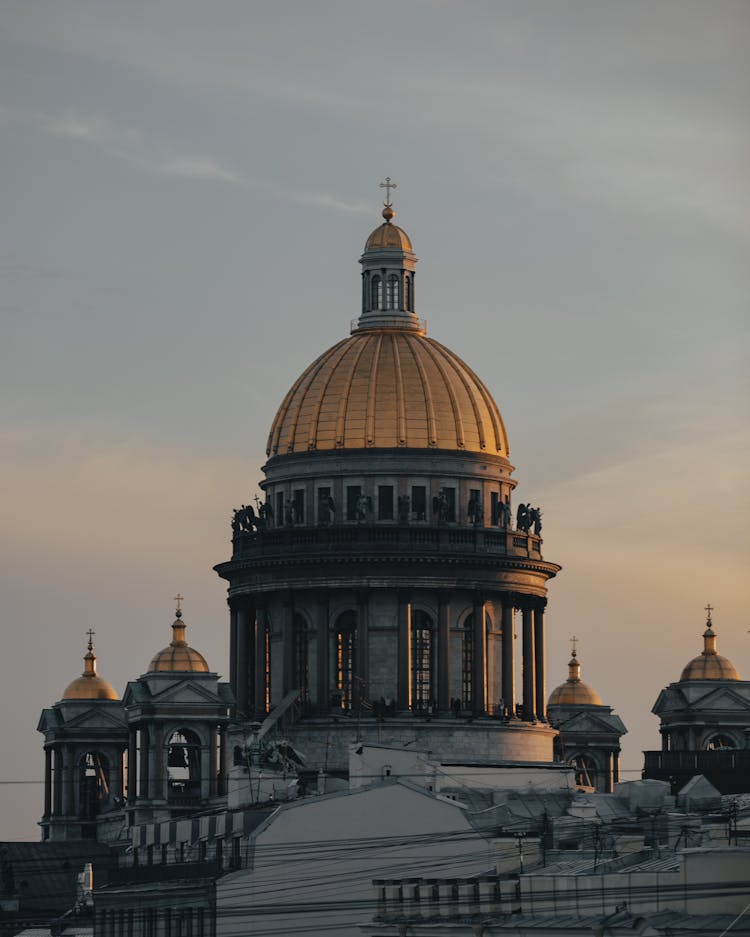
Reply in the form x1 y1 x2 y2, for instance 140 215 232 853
230 590 548 723
42 743 126 834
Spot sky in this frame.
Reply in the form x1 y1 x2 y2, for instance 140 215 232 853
0 1 748 840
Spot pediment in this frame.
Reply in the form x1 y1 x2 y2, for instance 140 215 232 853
55 705 127 731
558 711 626 736
149 680 223 705
687 685 750 712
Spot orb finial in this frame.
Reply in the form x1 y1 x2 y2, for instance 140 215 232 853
379 176 397 222
172 595 187 645
704 602 713 626
174 592 184 618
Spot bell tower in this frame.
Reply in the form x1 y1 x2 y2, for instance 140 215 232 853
122 601 234 825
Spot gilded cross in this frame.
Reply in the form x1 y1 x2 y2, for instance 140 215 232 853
174 593 184 614
86 628 95 650
379 176 397 206
704 603 713 623
570 635 578 655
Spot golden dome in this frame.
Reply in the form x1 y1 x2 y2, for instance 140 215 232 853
267 331 509 456
63 634 118 701
547 648 602 707
148 603 209 674
364 221 413 253
680 610 740 681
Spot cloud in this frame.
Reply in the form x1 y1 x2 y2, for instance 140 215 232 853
30 110 370 214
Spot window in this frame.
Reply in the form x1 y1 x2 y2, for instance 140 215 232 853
346 485 361 521
572 753 596 788
490 491 499 525
275 491 284 526
387 274 399 309
706 735 735 750
334 612 357 711
166 730 201 799
293 614 309 704
293 488 305 525
317 486 333 525
371 276 382 310
405 275 412 310
411 485 426 521
468 488 482 525
377 485 394 520
411 611 434 711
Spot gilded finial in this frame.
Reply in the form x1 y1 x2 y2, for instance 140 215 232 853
570 634 578 657
174 593 184 618
86 628 96 653
705 603 713 626
379 176 397 222
171 595 187 646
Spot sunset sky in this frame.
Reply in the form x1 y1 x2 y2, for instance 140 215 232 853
1 1 748 839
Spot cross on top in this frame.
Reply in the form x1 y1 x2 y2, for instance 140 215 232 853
174 593 184 615
86 628 95 650
379 176 397 206
705 603 713 623
570 635 578 656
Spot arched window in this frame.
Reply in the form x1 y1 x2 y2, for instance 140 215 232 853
371 276 382 310
706 734 735 751
293 614 309 705
166 729 201 800
405 274 412 310
411 611 435 711
334 612 357 711
387 274 400 310
572 753 596 788
78 751 110 820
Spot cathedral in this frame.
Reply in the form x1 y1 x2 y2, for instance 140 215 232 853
34 188 747 852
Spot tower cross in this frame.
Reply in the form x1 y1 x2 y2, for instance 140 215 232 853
704 603 713 623
379 176 397 206
174 593 184 614
86 628 95 649
570 635 578 655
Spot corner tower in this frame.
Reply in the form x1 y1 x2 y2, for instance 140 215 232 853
216 189 561 769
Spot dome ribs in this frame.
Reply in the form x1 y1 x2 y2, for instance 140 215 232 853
267 339 348 455
389 333 408 446
404 334 438 447
433 338 507 455
420 339 466 449
365 333 383 447
335 336 370 448
304 339 353 451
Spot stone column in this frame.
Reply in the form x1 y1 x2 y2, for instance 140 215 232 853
472 596 487 715
437 592 451 712
209 726 218 797
613 752 620 785
200 737 211 801
44 748 52 817
357 590 370 707
236 603 252 716
533 601 546 722
501 600 515 717
149 725 163 801
127 732 137 802
229 604 238 698
139 726 149 802
254 606 267 714
282 593 295 696
53 747 63 815
397 592 411 710
219 726 228 796
521 601 536 721
63 752 74 817
316 594 329 712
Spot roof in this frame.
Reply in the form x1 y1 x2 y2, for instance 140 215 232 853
266 332 509 456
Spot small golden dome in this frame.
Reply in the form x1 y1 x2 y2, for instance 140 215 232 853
148 601 209 674
364 221 413 253
547 647 602 707
680 609 740 681
63 633 118 701
267 331 509 456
